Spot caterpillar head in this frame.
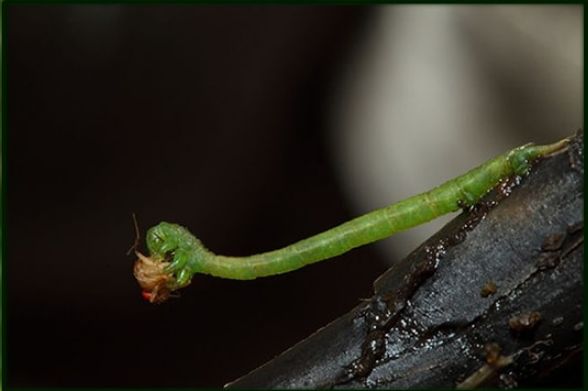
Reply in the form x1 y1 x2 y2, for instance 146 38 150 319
136 222 199 303
146 222 181 257
133 251 176 304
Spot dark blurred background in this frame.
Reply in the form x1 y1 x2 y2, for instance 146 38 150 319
5 4 582 388
6 5 386 387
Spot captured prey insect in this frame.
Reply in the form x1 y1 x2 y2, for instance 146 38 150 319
133 137 569 303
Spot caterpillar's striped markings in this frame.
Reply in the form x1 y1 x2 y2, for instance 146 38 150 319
133 138 569 303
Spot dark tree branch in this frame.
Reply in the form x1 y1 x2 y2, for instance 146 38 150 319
226 131 583 389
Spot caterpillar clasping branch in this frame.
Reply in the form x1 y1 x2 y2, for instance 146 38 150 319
133 137 569 303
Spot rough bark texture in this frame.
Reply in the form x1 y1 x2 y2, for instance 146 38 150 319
226 131 583 389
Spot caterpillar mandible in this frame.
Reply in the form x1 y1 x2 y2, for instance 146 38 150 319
133 137 569 303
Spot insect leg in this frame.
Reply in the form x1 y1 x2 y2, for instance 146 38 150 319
166 248 190 272
175 268 192 287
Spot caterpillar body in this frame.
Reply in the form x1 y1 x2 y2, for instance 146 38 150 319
133 138 568 303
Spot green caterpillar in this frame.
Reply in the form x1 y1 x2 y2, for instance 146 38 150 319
133 138 568 303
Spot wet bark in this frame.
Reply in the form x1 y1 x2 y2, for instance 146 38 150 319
226 131 583 389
